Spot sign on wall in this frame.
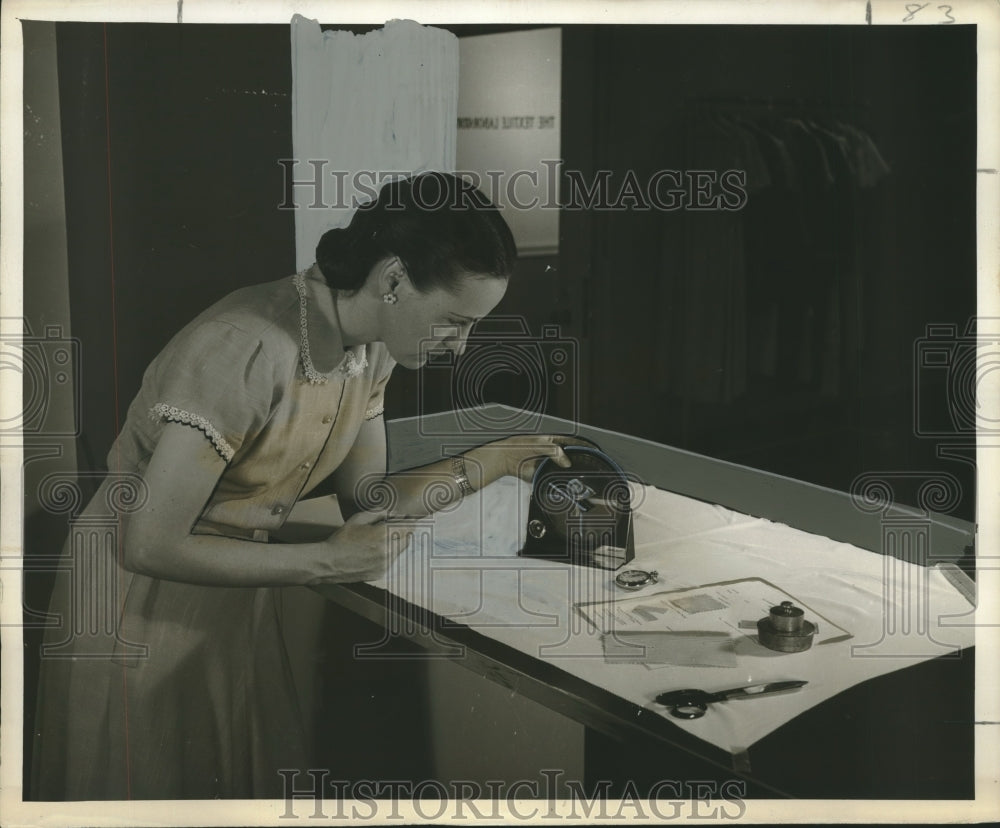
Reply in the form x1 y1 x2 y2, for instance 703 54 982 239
457 27 561 256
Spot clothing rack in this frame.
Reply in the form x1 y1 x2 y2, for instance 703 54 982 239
688 95 872 112
683 95 890 187
685 96 877 136
664 93 883 427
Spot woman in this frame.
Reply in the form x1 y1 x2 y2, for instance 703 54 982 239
31 173 570 800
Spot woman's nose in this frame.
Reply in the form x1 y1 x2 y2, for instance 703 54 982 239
450 335 469 357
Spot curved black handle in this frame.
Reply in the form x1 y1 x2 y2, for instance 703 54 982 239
654 689 712 719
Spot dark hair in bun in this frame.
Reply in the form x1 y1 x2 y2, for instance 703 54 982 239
315 172 517 294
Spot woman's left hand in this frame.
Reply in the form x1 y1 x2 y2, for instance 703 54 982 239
465 435 573 489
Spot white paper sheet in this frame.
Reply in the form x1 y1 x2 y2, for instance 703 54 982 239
578 577 851 642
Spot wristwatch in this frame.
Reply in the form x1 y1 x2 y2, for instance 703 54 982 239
451 455 475 497
615 569 659 591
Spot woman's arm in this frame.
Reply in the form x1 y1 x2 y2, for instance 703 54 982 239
328 415 571 520
325 415 389 520
123 422 405 586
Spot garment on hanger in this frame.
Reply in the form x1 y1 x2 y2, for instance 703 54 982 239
676 112 750 404
671 102 891 405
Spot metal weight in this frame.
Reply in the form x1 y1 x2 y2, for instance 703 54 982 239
756 601 817 653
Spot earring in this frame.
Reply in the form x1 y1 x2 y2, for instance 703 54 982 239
382 292 398 305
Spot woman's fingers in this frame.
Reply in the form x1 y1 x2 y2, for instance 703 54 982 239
345 508 390 525
389 528 414 558
535 434 573 467
541 444 572 468
469 434 580 484
504 441 571 481
552 443 572 467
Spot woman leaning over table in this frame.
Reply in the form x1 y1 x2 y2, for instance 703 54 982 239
31 172 571 800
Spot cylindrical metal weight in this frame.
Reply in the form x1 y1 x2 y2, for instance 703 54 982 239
757 601 816 652
769 601 804 632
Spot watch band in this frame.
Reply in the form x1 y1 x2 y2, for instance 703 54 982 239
451 455 475 497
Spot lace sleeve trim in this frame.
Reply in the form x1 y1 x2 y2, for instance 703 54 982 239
364 403 384 421
149 403 235 462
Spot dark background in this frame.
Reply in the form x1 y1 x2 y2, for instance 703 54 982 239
47 22 978 518
23 20 977 797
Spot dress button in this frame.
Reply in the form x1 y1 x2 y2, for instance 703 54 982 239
300 461 311 471
271 505 285 515
322 415 333 424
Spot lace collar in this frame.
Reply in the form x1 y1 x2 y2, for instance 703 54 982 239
292 270 368 383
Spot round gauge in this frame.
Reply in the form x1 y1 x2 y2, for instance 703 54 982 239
615 569 659 591
530 445 632 545
520 439 636 570
527 519 547 539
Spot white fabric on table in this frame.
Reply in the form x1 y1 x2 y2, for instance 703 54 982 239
372 477 975 754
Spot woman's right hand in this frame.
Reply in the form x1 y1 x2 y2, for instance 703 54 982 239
465 434 573 489
309 509 414 584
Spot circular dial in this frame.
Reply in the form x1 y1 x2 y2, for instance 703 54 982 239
615 569 658 590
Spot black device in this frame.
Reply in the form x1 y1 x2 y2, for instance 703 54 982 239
518 440 635 570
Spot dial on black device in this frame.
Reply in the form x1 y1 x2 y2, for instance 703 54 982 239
518 440 635 570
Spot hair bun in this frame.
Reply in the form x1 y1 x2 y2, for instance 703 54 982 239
315 226 367 290
314 172 516 295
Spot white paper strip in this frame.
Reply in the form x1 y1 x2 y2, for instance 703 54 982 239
290 15 459 270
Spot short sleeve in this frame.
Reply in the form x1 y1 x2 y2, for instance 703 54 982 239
145 321 276 462
364 345 396 421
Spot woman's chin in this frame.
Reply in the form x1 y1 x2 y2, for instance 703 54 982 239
395 353 427 370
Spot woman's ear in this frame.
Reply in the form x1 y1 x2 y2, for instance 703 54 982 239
380 257 414 297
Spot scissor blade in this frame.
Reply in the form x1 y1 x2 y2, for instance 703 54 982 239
717 680 808 701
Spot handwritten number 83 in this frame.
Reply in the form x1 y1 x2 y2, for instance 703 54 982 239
903 3 956 23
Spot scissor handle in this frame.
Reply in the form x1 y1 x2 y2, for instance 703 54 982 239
654 689 711 719
667 701 708 719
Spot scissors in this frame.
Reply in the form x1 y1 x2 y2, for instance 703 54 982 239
655 680 808 719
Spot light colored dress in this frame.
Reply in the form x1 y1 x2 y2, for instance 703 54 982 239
31 266 395 799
